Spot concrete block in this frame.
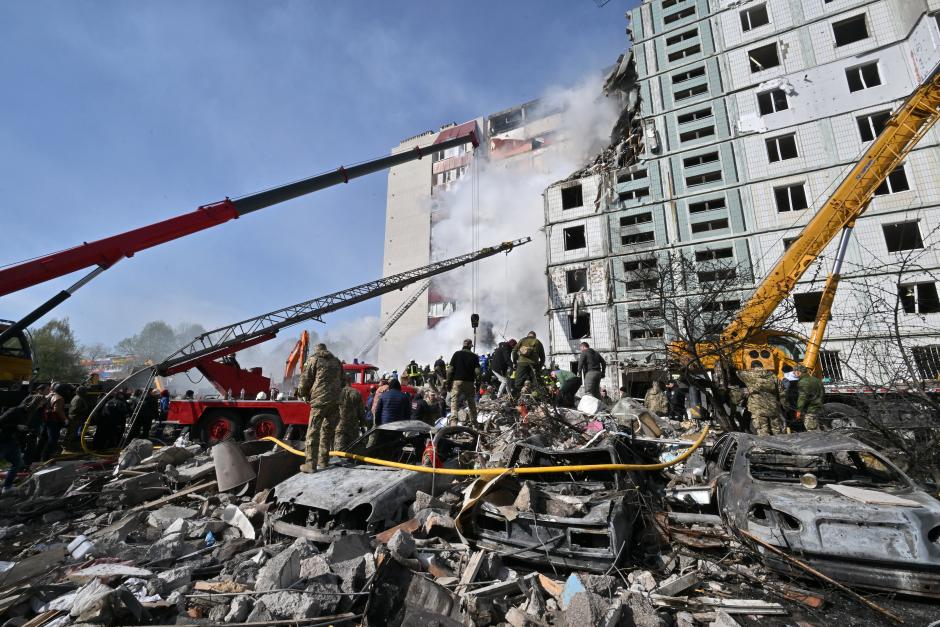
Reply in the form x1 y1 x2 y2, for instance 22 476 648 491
224 595 252 622
147 505 197 530
299 555 331 580
387 529 416 559
254 537 318 592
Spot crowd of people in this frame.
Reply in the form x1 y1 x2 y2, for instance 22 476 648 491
0 382 171 495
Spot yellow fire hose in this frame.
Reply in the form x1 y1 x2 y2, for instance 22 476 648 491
260 425 709 475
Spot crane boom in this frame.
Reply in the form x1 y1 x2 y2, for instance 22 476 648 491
722 63 940 347
158 238 530 377
0 128 478 298
355 280 430 360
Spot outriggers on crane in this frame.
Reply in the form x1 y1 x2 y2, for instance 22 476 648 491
671 62 940 379
0 126 479 405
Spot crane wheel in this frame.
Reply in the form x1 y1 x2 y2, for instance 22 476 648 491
200 412 243 445
249 413 284 439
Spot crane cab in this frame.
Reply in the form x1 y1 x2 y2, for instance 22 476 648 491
0 320 33 408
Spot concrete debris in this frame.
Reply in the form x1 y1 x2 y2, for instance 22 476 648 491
0 393 935 627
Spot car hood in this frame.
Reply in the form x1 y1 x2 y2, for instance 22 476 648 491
273 463 418 515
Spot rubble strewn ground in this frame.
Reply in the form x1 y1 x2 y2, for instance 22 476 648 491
1 397 938 626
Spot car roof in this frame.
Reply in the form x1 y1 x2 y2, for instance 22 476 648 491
730 431 876 455
375 420 432 433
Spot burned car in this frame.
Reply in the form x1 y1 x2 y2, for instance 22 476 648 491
707 432 940 598
457 440 644 573
269 420 475 541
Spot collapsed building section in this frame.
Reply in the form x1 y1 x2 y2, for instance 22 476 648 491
544 0 940 392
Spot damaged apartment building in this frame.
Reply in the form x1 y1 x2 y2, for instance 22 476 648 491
378 100 567 366
546 0 940 389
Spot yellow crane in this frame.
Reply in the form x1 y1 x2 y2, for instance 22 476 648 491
673 62 940 377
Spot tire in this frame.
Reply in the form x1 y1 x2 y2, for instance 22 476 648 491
821 402 863 430
249 413 284 439
199 412 243 445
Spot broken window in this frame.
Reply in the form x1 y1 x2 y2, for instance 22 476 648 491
857 110 890 142
561 184 584 210
568 313 591 339
794 291 823 323
698 268 737 283
665 28 697 46
674 83 709 101
748 43 780 72
676 107 712 125
911 345 940 379
757 89 788 115
630 328 665 340
874 166 910 195
686 171 722 186
628 307 662 319
820 350 844 382
664 6 695 24
683 151 719 168
695 247 734 262
774 183 808 212
833 14 869 47
701 299 740 312
846 62 881 92
747 447 904 486
563 225 587 250
679 126 715 142
672 66 706 84
624 278 658 291
621 231 656 246
899 282 940 314
620 212 653 227
623 257 658 272
740 4 770 31
766 134 798 162
688 196 726 213
617 168 648 183
619 187 650 202
668 44 701 62
690 217 729 233
565 268 588 294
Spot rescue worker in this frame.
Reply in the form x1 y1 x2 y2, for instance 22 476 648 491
512 331 545 398
552 369 581 408
432 357 447 391
410 389 434 425
0 394 44 495
66 385 91 449
404 360 423 387
128 389 158 441
296 343 343 473
577 341 606 398
489 339 515 398
793 366 824 431
334 374 366 451
375 378 411 425
664 380 687 422
738 367 785 436
41 383 70 461
94 389 128 450
21 384 48 465
371 375 390 417
447 339 480 424
644 381 669 415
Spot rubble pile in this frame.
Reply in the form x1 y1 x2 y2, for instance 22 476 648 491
0 398 937 626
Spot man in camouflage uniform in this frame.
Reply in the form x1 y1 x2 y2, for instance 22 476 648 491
334 374 365 452
793 366 824 431
296 343 343 473
512 331 545 399
737 367 784 436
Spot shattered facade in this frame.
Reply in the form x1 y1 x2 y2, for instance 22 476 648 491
379 102 568 366
545 0 940 387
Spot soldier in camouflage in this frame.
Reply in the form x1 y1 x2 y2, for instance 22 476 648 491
737 367 785 436
296 343 343 473
334 374 366 452
793 366 824 431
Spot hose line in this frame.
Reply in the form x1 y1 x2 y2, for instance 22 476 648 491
260 425 709 476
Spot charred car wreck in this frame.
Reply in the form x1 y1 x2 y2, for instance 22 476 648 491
707 432 940 598
457 440 645 573
269 421 476 541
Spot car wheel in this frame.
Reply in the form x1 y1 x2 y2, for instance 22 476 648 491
200 412 242 445
250 413 284 439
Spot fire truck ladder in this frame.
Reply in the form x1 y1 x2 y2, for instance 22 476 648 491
355 280 430 360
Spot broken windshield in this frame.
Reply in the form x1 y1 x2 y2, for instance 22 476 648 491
746 447 907 488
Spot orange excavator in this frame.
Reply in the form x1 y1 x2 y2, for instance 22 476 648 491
283 330 309 389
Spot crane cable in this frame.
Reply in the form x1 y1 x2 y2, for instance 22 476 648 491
259 425 709 476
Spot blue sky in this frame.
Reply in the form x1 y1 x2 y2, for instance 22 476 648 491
0 1 632 350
